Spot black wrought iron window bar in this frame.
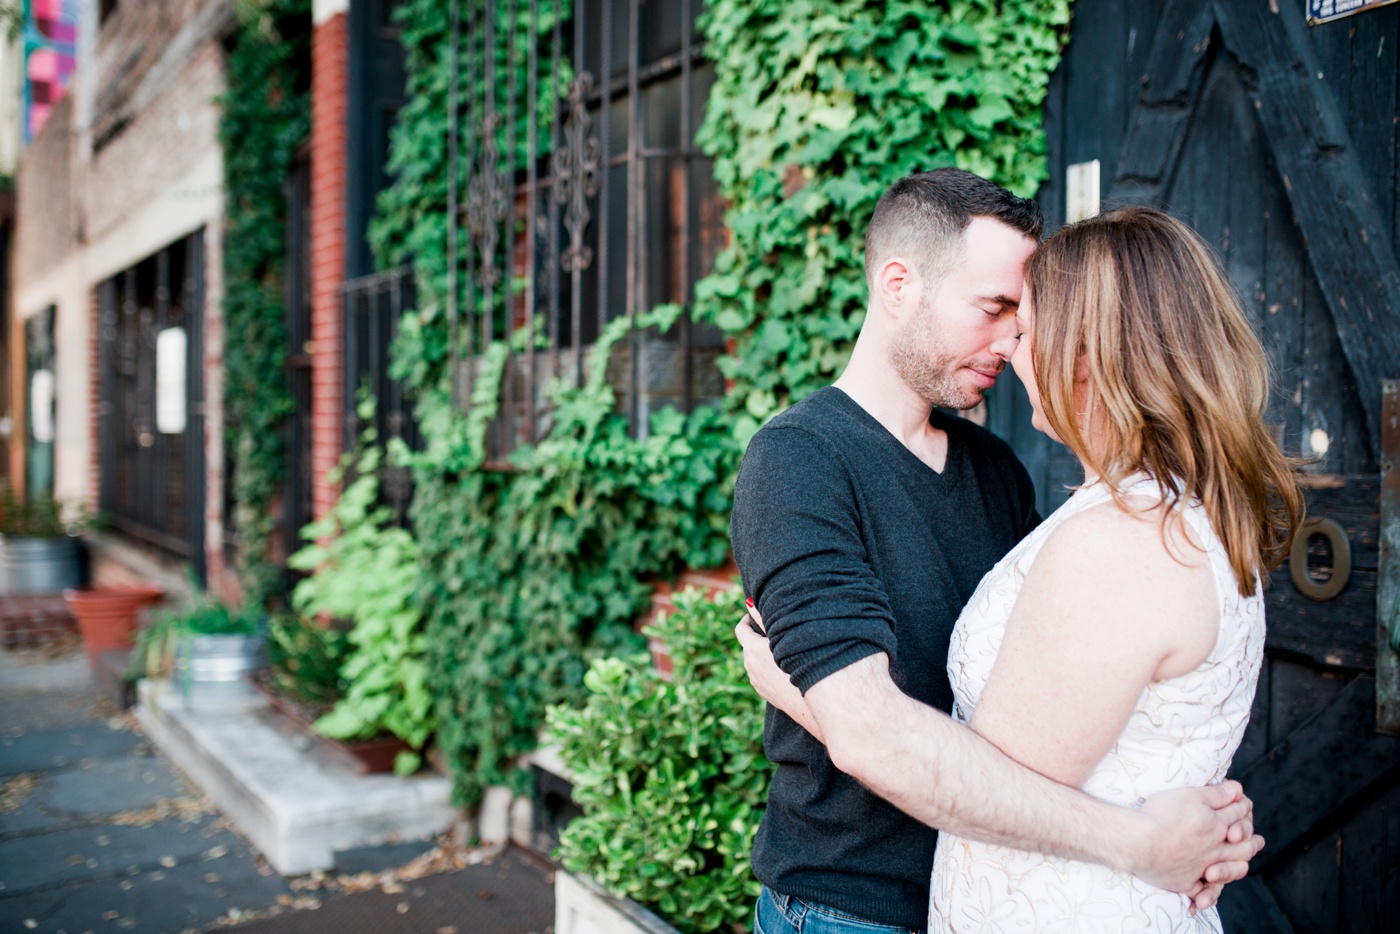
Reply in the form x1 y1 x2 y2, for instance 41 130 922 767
445 0 727 463
341 266 421 527
96 232 207 582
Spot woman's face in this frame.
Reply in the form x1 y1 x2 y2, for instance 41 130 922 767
1011 288 1063 444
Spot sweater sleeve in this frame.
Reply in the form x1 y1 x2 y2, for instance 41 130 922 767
730 426 899 693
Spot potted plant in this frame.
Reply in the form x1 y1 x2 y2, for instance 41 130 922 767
0 486 86 594
136 596 266 706
547 587 771 934
249 612 416 775
283 408 435 776
63 583 165 668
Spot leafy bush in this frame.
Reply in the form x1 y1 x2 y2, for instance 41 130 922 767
403 309 738 804
265 611 351 707
547 587 772 934
288 401 435 776
220 0 311 608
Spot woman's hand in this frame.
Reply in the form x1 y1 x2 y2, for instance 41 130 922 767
734 603 825 743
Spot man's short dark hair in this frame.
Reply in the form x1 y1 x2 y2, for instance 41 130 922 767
864 168 1044 286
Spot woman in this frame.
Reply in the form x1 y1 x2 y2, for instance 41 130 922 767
748 206 1303 932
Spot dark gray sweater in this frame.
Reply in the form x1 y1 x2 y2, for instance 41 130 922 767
731 387 1039 929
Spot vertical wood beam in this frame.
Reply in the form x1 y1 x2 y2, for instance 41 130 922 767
1105 0 1217 206
1379 379 1400 735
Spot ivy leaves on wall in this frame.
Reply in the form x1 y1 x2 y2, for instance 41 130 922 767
219 0 312 607
695 0 1071 444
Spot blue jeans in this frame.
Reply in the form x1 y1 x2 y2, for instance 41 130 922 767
753 885 924 934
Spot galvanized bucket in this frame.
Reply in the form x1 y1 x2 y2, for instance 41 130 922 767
172 632 267 708
0 535 83 594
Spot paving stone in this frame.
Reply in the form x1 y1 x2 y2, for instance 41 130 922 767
0 723 145 778
227 850 555 934
1 756 191 838
0 835 292 934
0 814 227 896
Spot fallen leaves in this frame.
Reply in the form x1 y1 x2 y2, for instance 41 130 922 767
0 773 40 813
108 795 215 827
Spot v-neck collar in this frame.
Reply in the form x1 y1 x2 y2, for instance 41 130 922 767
824 387 966 491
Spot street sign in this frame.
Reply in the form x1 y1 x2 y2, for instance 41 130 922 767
1308 0 1400 25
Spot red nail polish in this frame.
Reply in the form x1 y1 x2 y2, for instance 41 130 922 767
746 597 754 608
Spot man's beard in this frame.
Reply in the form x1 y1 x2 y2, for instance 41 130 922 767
889 303 998 411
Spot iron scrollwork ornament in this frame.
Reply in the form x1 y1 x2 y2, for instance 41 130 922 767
554 72 601 272
467 111 508 290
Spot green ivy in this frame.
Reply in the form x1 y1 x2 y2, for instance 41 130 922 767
547 588 770 934
695 0 1071 444
398 309 738 803
365 0 738 806
219 0 312 607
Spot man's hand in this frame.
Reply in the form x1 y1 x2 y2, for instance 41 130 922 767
1134 781 1264 904
734 606 825 741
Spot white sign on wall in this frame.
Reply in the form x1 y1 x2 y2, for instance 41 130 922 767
30 369 55 444
1066 160 1101 224
156 327 187 434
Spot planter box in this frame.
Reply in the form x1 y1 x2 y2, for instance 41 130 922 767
248 673 415 774
63 584 165 668
554 869 682 934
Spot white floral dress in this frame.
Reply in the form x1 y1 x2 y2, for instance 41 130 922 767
928 475 1264 933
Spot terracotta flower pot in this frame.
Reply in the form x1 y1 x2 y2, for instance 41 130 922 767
63 585 165 668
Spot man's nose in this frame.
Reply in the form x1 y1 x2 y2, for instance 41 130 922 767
989 325 1019 360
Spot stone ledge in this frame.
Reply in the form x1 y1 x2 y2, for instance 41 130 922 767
135 680 456 875
554 869 680 934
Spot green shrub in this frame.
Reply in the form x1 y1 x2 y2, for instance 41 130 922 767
287 400 434 776
265 611 351 707
547 587 772 934
0 486 91 537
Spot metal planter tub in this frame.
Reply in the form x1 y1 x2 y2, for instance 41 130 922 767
171 631 267 708
0 535 83 594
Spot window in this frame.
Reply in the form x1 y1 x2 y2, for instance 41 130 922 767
97 233 206 580
443 0 726 460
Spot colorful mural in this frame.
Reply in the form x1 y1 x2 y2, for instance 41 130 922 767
24 0 79 143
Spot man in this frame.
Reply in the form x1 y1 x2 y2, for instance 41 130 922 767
729 169 1260 934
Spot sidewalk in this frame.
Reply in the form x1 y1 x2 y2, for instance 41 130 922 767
0 637 556 934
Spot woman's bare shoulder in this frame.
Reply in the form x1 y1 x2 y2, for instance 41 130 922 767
1029 496 1218 675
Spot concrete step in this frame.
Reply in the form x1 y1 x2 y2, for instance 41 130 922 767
134 680 456 876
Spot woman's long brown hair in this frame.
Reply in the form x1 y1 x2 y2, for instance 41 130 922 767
1025 206 1304 596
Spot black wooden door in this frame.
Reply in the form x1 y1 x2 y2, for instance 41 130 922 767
999 1 1400 929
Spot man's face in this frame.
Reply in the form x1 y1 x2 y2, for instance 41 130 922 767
890 217 1037 410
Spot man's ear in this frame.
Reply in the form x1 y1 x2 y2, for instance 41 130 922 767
873 257 916 320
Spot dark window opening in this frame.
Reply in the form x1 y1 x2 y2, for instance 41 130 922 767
444 0 726 464
97 232 207 583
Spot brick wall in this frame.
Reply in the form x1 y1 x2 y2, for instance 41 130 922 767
641 560 741 678
310 12 349 520
14 93 75 281
84 43 225 249
88 0 222 150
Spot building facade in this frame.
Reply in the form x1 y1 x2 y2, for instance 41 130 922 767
12 0 231 595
